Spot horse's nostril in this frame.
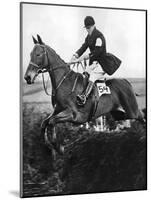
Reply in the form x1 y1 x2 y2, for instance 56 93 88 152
24 75 31 83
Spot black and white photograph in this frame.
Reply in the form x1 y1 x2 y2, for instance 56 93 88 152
20 2 147 198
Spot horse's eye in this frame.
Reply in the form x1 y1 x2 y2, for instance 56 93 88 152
37 54 41 57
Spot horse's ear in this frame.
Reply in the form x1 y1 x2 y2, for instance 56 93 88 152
37 34 44 45
32 36 38 44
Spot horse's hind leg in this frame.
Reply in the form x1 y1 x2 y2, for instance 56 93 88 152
119 92 141 120
136 109 146 123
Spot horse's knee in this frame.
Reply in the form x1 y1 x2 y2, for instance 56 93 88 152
41 116 51 129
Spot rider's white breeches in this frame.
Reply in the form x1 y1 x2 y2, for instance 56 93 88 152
85 61 105 82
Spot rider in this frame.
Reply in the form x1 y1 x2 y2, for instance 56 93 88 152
71 16 121 105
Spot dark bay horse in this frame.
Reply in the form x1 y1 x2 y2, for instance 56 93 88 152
24 35 144 154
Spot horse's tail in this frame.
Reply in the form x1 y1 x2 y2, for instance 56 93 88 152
123 78 132 87
135 92 144 97
123 79 143 97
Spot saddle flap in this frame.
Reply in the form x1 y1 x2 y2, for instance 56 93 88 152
96 82 111 97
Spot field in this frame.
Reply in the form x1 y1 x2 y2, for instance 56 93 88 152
21 78 147 197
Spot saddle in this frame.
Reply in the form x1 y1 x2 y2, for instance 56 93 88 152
88 78 111 121
83 72 111 97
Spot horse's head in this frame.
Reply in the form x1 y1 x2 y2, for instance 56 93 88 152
24 35 49 84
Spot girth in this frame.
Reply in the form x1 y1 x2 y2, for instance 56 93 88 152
87 83 100 122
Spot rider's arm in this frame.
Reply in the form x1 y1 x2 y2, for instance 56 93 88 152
70 52 79 62
76 37 88 57
89 37 105 59
76 53 89 62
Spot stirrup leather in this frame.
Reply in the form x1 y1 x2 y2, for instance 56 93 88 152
77 82 94 106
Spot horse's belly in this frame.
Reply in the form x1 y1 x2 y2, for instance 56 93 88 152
94 94 113 118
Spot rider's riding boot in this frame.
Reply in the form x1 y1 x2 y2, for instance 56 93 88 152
77 81 94 106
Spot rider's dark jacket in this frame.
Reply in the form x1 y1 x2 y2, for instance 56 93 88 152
76 27 121 75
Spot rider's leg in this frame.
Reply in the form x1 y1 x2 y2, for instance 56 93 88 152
77 80 94 105
77 62 105 105
84 71 105 97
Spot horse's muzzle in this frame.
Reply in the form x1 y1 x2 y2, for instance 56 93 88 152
24 75 32 84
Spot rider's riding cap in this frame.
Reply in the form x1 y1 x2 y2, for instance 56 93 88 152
84 16 95 28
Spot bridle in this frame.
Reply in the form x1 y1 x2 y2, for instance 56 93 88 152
29 44 88 97
29 44 87 96
29 44 73 96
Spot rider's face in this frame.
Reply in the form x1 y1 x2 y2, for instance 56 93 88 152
86 25 95 35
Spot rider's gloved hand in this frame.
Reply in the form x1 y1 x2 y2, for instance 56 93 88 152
77 54 89 62
70 53 79 63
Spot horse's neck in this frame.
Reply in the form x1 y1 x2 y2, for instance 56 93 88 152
48 63 70 89
47 47 69 88
46 46 82 92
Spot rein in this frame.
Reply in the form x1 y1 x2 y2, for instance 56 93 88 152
42 72 52 96
40 62 84 96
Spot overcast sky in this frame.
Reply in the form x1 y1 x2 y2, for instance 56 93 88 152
22 3 146 78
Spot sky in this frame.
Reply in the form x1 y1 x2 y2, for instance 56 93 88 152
22 3 146 78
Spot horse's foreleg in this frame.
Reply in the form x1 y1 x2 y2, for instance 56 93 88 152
41 113 53 130
41 105 60 130
44 109 76 155
45 108 90 155
48 107 89 125
48 108 75 125
40 106 62 155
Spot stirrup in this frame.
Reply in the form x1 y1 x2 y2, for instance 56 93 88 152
77 94 87 106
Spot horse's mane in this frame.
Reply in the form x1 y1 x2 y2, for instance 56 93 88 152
45 45 67 66
45 44 85 80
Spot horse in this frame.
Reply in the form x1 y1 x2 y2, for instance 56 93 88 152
24 34 144 155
